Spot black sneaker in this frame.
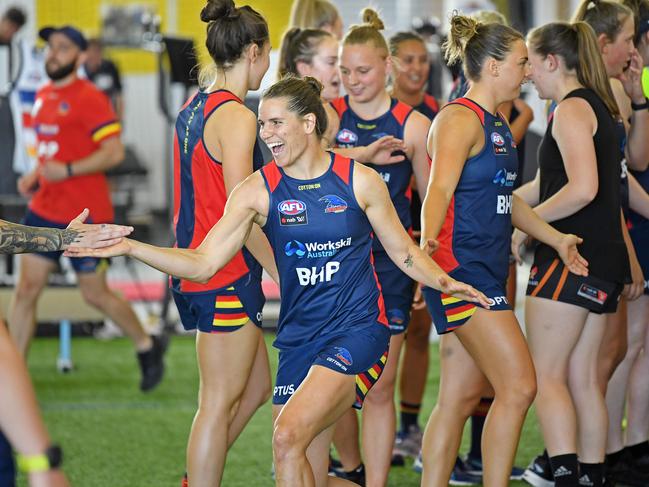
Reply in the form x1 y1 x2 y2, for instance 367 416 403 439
523 453 554 487
137 334 168 392
464 454 525 480
330 463 365 486
607 453 649 487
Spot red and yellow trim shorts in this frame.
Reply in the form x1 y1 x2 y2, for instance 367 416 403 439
172 273 265 333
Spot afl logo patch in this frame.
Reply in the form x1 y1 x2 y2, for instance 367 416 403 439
278 200 308 226
491 132 505 146
336 128 358 145
491 132 508 155
319 195 348 214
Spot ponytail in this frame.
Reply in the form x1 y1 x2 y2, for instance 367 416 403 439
528 21 620 117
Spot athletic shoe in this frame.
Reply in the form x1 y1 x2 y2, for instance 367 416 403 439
137 334 168 392
393 425 423 459
181 472 188 487
631 452 649 475
450 457 482 485
412 454 481 486
413 452 423 473
606 452 649 487
522 453 555 487
463 454 525 480
330 463 365 486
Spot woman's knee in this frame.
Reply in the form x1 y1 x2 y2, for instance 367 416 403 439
364 373 396 405
273 419 308 462
498 373 537 410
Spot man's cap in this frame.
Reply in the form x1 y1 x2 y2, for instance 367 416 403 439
39 25 87 51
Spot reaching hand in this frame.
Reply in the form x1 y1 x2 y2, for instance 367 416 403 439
362 135 407 165
64 238 133 258
63 209 134 250
556 233 589 276
511 229 529 265
438 275 492 309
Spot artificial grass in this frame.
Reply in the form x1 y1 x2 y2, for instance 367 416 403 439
21 333 542 486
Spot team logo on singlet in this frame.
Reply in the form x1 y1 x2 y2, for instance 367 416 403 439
336 128 358 145
278 200 308 226
284 237 352 259
492 168 517 187
284 240 307 258
319 195 348 214
491 132 508 155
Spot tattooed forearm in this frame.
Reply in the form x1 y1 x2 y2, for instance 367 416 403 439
0 220 80 254
404 253 414 268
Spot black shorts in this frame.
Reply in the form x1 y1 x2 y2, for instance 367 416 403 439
526 258 623 314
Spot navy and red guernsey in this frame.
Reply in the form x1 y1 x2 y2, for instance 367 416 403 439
172 89 263 293
331 96 415 246
434 98 519 285
260 153 388 350
414 94 439 121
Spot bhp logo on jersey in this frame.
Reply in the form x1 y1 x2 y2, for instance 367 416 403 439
320 195 348 214
279 200 308 226
284 240 307 258
296 262 340 286
336 129 358 145
497 195 512 214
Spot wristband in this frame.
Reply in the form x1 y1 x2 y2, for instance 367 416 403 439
66 164 73 178
17 444 63 473
631 98 649 111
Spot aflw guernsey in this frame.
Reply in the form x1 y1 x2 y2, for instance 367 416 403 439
536 88 629 283
434 98 518 285
331 96 414 250
173 89 263 293
261 153 388 350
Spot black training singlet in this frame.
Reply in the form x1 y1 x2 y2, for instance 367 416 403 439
535 88 630 284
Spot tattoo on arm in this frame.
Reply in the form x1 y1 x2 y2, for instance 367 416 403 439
0 220 81 254
404 253 414 268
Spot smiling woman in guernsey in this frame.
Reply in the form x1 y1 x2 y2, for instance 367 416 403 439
65 75 492 486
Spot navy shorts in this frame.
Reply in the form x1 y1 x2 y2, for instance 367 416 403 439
373 251 414 335
172 273 265 333
630 221 649 295
422 267 510 335
273 323 391 409
526 258 623 314
23 209 109 273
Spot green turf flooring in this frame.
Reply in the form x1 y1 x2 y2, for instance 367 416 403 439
22 333 542 486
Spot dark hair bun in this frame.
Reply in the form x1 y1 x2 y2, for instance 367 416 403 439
303 76 324 97
201 0 236 23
